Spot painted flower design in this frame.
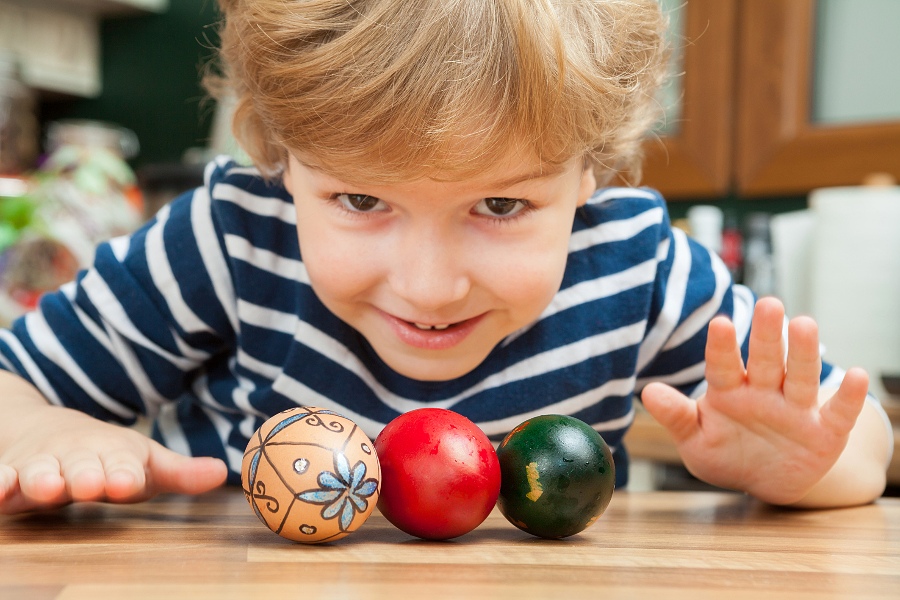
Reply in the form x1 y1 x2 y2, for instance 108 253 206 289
296 452 379 532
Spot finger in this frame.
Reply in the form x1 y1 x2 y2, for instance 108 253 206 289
820 367 869 436
704 315 745 390
746 297 787 390
641 382 700 444
783 316 822 408
0 474 35 515
147 446 228 496
1 463 69 514
59 451 107 502
17 454 67 505
0 466 27 514
0 464 17 502
100 452 148 502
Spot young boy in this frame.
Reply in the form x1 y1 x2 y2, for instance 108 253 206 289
0 0 892 515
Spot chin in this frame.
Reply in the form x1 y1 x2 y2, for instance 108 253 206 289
381 353 485 382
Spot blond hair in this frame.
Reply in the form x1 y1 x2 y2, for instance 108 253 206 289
207 0 669 185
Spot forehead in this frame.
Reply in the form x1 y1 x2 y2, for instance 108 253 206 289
296 146 575 189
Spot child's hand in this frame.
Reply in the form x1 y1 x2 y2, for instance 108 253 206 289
0 405 227 514
641 297 871 505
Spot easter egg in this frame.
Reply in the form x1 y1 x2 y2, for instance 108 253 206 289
374 408 501 540
241 407 380 543
496 414 614 539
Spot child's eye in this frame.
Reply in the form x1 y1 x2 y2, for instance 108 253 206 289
473 197 529 218
334 193 388 213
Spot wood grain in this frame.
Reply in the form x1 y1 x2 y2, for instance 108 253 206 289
2 488 898 599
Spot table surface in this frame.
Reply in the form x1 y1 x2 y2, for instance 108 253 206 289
1 488 898 600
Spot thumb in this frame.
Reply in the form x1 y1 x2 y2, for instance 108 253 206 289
641 382 700 444
147 444 229 495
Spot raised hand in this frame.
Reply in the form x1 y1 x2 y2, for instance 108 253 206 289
641 297 876 505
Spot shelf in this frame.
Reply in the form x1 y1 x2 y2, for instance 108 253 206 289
35 0 168 16
0 0 169 97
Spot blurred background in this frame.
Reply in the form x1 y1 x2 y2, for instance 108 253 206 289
0 0 898 492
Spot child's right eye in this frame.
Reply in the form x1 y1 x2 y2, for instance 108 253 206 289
334 193 388 213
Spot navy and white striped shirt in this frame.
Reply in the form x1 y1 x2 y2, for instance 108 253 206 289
0 157 850 486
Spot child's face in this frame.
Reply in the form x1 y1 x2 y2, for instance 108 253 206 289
283 150 596 381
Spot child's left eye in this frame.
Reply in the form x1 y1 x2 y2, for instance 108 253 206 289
473 197 528 218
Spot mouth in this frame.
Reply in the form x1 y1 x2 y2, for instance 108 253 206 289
379 311 485 350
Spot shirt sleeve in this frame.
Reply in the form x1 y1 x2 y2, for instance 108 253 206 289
0 164 238 424
633 203 756 399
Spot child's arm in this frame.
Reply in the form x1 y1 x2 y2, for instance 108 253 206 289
0 371 227 514
641 296 891 507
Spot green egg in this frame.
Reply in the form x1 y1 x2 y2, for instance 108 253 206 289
496 414 615 539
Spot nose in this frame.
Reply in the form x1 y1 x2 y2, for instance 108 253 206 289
387 225 471 312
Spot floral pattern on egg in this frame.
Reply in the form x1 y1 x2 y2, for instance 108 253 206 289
241 406 381 543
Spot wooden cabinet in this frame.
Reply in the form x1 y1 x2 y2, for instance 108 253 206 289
642 0 738 199
643 0 900 199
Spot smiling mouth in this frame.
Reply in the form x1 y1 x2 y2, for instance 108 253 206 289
381 311 486 350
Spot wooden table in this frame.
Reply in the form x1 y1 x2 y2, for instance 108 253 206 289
1 488 898 599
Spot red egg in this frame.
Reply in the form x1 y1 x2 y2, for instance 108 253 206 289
374 408 501 540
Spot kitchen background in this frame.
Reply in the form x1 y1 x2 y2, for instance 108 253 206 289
0 0 898 492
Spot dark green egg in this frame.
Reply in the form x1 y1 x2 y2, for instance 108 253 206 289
496 414 615 539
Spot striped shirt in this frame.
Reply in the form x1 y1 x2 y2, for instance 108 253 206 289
0 157 851 487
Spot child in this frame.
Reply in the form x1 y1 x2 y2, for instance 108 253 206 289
0 0 892 515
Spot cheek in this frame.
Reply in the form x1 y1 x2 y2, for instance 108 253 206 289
295 222 377 301
477 236 569 315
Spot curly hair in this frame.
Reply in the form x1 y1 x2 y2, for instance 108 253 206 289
206 0 669 185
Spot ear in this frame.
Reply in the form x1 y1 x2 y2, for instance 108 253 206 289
576 165 597 207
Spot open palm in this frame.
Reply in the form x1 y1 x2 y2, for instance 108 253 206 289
641 297 869 505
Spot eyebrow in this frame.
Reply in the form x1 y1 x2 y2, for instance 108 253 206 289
491 164 566 189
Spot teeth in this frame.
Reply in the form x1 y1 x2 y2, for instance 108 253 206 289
414 323 451 331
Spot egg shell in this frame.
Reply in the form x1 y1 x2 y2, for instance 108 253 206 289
241 407 380 543
374 407 501 540
496 414 614 539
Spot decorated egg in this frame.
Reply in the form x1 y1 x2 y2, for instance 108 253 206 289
241 406 380 543
496 414 615 539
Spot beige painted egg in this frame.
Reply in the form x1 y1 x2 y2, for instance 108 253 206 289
241 406 380 543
